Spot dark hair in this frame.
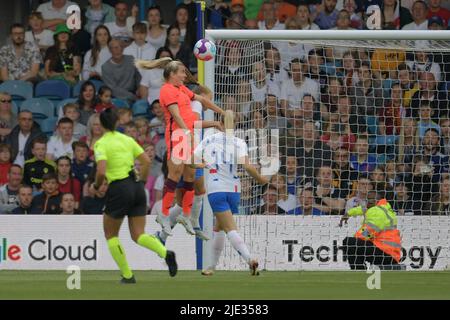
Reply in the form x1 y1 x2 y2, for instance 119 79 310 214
31 136 48 148
9 164 22 173
100 108 119 131
164 24 181 48
10 23 25 34
0 143 12 154
56 155 72 165
72 141 89 151
173 3 196 48
155 46 174 60
18 184 33 192
132 22 147 33
98 85 112 97
91 25 111 67
58 117 74 126
42 172 58 182
150 99 160 109
78 81 98 108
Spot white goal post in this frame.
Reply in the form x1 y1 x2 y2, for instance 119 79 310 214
201 30 450 271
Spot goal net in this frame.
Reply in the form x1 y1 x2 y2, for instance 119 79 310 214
202 30 450 271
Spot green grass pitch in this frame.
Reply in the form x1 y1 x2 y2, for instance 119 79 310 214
0 270 449 300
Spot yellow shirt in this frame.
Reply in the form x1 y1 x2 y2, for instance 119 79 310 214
371 49 406 73
94 131 144 182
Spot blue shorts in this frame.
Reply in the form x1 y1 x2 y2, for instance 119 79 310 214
207 192 240 214
176 169 204 188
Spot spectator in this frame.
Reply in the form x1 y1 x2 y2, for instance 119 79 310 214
417 101 441 141
421 128 449 177
44 24 81 86
306 49 328 94
81 170 107 214
350 62 384 117
82 25 112 81
116 108 133 132
264 44 287 97
207 0 231 29
0 144 12 186
381 0 413 29
299 94 322 130
274 35 314 71
0 23 41 82
397 63 419 109
320 76 344 120
173 4 196 48
70 15 92 58
0 164 22 214
410 156 434 214
124 121 138 141
76 81 98 125
102 39 141 103
283 154 301 195
370 165 395 200
11 185 41 214
427 0 450 27
392 181 414 215
104 1 133 46
125 22 156 70
164 25 194 70
343 0 363 29
379 82 403 135
56 156 81 206
269 174 298 214
46 117 76 161
427 14 446 29
5 110 46 167
332 147 359 199
266 94 287 132
231 0 245 14
85 0 115 36
331 9 355 30
139 47 173 105
321 120 354 151
314 0 339 29
244 19 259 29
94 86 115 113
296 3 320 29
431 176 450 215
25 11 55 57
350 135 377 173
345 174 372 213
258 1 285 30
411 71 447 120
280 58 320 116
397 117 420 168
37 0 76 31
402 0 429 29
385 159 398 188
226 11 246 29
0 92 18 141
216 45 248 97
80 113 103 161
72 141 93 187
337 95 365 136
293 187 325 215
314 165 345 214
23 137 55 190
250 61 267 105
31 172 62 214
59 193 81 214
257 185 281 215
148 100 165 143
407 44 442 83
145 5 167 50
62 103 87 140
371 48 406 80
440 117 450 155
135 117 151 146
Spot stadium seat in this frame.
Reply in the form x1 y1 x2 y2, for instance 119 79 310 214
112 98 129 109
0 80 33 107
21 98 55 120
35 80 71 107
40 117 58 137
132 99 150 118
56 98 78 118
11 101 19 115
72 80 104 97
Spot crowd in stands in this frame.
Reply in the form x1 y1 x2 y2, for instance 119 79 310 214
0 0 449 216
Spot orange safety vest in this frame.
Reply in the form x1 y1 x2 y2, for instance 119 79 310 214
355 199 402 262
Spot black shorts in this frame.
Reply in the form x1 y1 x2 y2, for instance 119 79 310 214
105 176 147 219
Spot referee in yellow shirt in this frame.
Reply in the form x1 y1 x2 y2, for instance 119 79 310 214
90 108 177 283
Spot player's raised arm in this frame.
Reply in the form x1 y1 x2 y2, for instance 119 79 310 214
194 93 225 115
241 156 270 185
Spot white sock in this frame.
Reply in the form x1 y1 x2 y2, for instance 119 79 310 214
169 204 182 227
209 231 225 269
226 230 251 264
190 194 203 228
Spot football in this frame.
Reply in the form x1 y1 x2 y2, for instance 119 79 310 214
193 38 216 61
